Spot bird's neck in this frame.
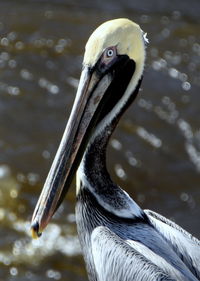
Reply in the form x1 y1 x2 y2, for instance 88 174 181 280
76 88 143 219
78 121 115 196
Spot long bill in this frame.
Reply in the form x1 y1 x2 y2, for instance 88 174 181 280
31 66 112 238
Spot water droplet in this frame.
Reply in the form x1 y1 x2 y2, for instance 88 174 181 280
178 119 193 140
1 37 9 46
7 86 20 96
161 16 170 25
182 81 191 91
20 69 33 80
46 269 61 280
17 173 26 183
15 41 24 50
168 68 179 79
171 54 181 65
39 78 48 88
161 28 170 38
137 127 162 148
46 60 55 69
55 45 64 53
179 72 188 82
140 14 150 24
0 51 9 60
192 43 200 54
152 59 167 71
67 77 79 89
0 165 10 178
10 189 18 198
10 267 18 276
46 39 54 48
138 98 152 111
42 150 51 159
48 84 59 95
8 59 17 68
128 156 138 167
180 192 189 202
185 143 200 172
110 139 122 150
172 10 181 20
7 31 17 41
114 164 127 180
27 173 40 185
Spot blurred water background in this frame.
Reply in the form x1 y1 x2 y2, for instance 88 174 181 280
0 0 200 280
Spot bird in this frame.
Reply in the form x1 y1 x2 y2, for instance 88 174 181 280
31 18 200 281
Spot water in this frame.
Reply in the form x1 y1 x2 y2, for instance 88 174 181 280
0 0 200 280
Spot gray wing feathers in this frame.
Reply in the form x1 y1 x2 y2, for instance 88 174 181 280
145 209 200 279
91 226 182 281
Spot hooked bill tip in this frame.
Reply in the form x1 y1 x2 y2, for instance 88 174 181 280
31 221 42 239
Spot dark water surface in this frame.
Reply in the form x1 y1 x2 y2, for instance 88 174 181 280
0 0 200 280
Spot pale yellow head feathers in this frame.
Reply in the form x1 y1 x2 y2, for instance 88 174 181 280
83 18 146 69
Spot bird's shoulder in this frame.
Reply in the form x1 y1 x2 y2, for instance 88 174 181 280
145 209 200 278
91 225 182 281
145 209 200 244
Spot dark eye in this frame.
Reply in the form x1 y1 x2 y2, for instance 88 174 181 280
106 49 114 57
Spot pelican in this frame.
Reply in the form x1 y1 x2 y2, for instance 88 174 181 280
31 18 200 281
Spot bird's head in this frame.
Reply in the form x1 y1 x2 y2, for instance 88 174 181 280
31 18 147 238
84 18 146 85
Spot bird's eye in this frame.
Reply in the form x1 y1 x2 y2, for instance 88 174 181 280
101 46 117 67
106 49 114 57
